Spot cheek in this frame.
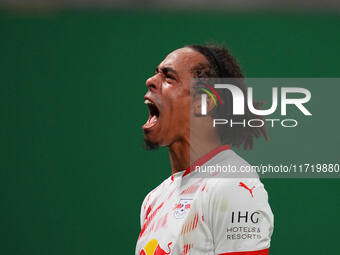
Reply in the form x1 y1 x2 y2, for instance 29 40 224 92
170 96 191 123
162 84 191 122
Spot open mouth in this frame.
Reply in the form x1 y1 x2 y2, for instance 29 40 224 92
143 98 160 130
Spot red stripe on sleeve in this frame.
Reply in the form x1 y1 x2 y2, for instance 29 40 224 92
218 248 269 255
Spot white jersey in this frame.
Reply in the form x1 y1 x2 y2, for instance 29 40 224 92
136 145 274 255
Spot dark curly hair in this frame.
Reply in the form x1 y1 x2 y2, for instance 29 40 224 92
187 44 269 150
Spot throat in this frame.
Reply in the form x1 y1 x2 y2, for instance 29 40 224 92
168 135 222 175
168 139 190 174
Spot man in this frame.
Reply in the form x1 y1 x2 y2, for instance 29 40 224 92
136 44 274 255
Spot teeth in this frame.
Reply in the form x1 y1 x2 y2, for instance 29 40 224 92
144 99 154 105
150 115 157 122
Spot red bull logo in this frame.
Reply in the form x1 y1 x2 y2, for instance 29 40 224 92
140 239 172 255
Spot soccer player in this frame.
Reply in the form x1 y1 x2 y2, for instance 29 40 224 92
136 44 274 255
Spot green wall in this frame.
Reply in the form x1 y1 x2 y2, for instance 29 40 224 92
1 9 339 254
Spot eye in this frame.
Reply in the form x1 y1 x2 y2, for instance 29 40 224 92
166 74 174 79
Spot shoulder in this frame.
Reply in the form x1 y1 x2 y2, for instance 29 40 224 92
140 176 172 216
206 177 269 207
198 149 270 208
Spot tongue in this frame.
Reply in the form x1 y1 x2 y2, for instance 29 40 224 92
143 115 158 129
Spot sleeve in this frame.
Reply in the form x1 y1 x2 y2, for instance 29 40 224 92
206 178 274 255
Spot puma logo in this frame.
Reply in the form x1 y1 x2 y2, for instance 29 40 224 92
239 182 255 198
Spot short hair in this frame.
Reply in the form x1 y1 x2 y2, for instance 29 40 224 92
187 44 269 150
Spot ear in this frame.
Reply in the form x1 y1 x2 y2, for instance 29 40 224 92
193 93 216 116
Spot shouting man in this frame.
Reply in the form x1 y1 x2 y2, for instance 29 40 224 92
136 44 274 255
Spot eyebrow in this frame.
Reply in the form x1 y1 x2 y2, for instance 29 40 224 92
155 66 178 77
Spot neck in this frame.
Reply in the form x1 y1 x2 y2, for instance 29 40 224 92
168 138 190 174
168 129 221 174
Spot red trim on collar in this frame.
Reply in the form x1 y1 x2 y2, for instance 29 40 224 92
182 144 231 177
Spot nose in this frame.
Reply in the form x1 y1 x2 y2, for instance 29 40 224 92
146 74 160 92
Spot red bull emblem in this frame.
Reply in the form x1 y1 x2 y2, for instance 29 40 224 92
140 239 172 255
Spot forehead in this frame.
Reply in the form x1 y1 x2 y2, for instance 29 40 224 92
159 47 207 74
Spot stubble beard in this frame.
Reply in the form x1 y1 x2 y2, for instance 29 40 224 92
142 131 160 150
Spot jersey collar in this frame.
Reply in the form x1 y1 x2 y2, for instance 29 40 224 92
181 144 231 179
170 144 231 181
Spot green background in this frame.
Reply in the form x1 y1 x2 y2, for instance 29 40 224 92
1 9 339 254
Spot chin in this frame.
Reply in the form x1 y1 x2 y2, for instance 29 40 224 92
142 129 161 150
143 137 160 150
